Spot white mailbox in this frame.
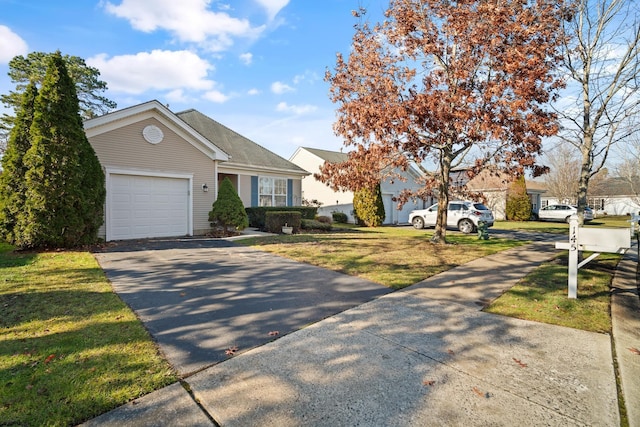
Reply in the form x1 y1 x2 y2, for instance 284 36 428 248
555 216 631 299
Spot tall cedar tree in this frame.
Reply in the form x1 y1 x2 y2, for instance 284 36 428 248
353 183 386 227
0 82 38 244
505 175 532 221
209 177 249 236
19 52 105 249
321 0 565 243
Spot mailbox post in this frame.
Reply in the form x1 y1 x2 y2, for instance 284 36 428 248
555 215 631 299
567 216 579 299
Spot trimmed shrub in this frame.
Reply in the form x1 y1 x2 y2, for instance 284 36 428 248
505 175 532 221
246 206 316 229
209 177 248 236
265 211 302 234
353 183 385 227
331 211 348 223
316 215 333 224
301 219 332 231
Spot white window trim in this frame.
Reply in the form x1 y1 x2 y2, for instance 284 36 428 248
258 176 288 207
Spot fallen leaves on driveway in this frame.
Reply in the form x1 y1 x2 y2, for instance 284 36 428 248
512 358 528 368
629 347 640 355
225 346 239 356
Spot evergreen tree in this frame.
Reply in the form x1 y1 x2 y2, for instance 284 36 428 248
505 175 532 221
208 177 249 236
0 82 38 244
353 183 385 227
19 51 105 248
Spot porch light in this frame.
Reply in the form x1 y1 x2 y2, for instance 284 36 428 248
202 183 209 192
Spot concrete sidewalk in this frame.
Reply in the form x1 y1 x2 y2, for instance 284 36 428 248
82 239 638 426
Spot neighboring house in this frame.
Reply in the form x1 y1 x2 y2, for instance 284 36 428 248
289 147 428 224
84 100 308 241
541 177 640 216
464 169 544 220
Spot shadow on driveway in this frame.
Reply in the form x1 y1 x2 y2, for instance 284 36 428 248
93 238 391 376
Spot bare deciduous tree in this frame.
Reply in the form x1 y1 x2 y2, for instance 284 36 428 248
615 130 640 205
557 0 640 221
543 145 580 203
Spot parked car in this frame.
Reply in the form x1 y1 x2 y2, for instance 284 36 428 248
409 201 494 234
537 204 594 222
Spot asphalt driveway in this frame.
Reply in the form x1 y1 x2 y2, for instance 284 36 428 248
93 238 391 376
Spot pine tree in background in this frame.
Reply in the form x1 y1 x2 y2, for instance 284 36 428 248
18 51 105 248
0 82 38 244
353 183 385 227
505 175 532 221
208 177 249 236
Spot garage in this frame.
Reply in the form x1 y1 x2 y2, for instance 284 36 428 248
108 172 191 241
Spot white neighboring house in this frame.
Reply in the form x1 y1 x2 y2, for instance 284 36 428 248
541 177 640 216
289 147 429 224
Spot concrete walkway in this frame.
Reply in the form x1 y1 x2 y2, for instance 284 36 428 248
82 237 638 426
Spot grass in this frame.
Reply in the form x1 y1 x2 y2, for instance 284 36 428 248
494 214 635 233
484 252 619 333
1 217 631 424
245 221 626 334
241 226 524 289
0 244 177 427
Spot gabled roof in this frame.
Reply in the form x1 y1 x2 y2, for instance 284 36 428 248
590 177 640 197
177 109 308 176
84 100 229 162
297 146 425 180
302 146 349 164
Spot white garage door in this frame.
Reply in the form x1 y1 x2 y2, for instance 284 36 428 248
109 174 189 240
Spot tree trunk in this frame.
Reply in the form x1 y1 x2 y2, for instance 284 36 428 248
431 148 453 244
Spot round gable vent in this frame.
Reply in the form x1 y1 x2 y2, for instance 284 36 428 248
142 125 164 144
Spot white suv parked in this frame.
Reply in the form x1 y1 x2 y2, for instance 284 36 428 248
409 201 495 234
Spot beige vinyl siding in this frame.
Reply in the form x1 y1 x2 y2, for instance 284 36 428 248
88 117 217 238
238 175 253 207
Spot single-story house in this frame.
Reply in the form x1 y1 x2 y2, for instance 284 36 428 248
289 147 429 224
84 100 308 241
462 169 544 220
541 177 640 216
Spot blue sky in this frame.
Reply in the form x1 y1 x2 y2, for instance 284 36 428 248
0 0 388 159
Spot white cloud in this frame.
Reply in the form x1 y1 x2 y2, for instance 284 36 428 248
247 88 261 95
254 0 290 21
293 70 320 85
165 89 191 104
239 52 253 65
276 102 317 115
271 81 294 94
88 49 214 94
203 90 230 103
0 25 28 63
104 0 264 51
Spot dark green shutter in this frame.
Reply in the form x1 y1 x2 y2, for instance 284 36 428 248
251 176 258 207
287 179 293 206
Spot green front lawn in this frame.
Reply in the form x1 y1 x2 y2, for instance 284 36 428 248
0 245 177 426
494 214 635 233
484 252 619 333
241 226 524 289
